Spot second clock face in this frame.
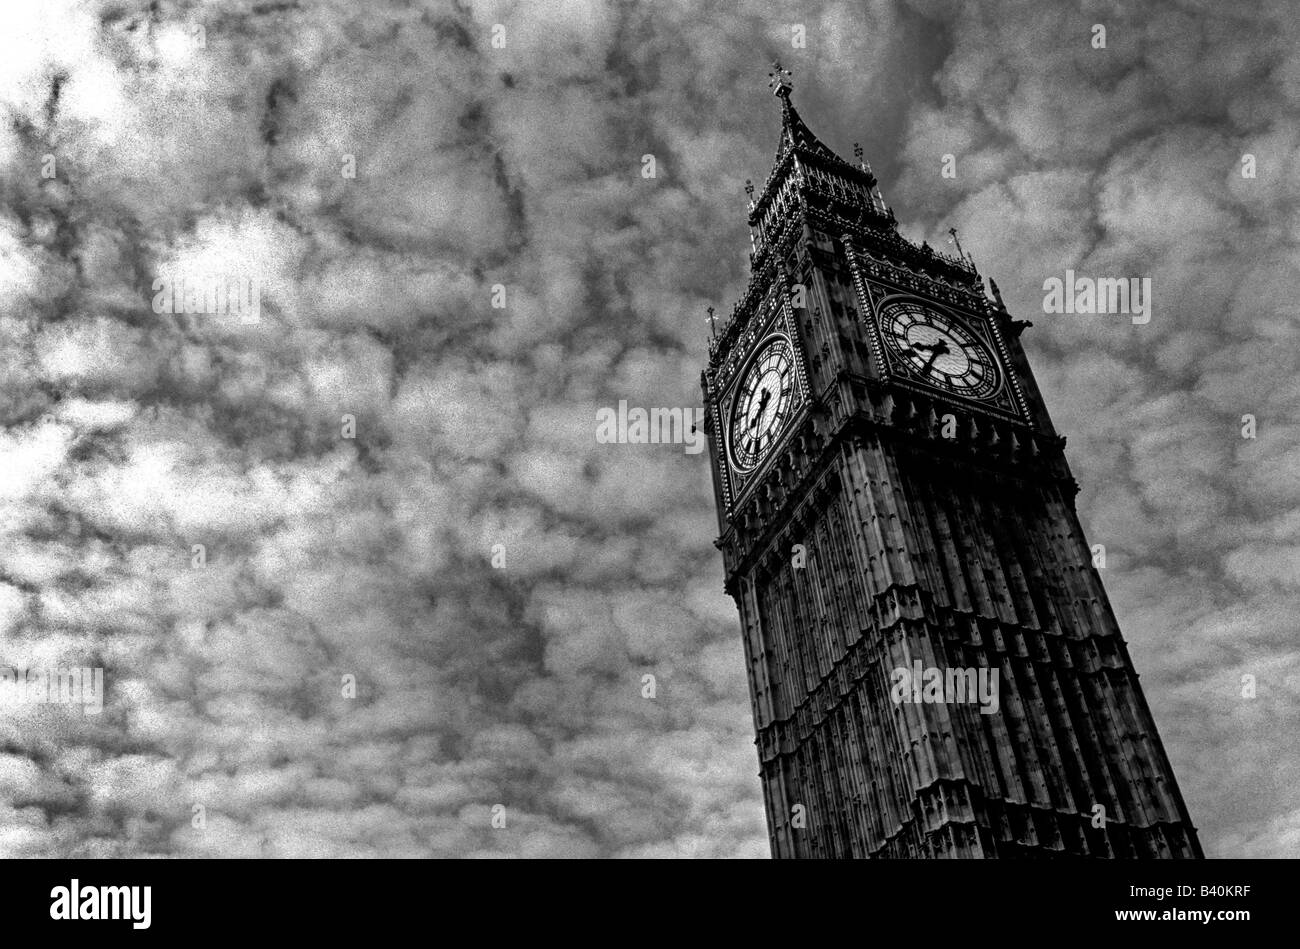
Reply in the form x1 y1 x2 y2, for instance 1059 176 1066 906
880 301 999 399
729 337 795 472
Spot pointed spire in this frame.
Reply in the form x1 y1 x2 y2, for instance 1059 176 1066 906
747 65 900 253
760 66 849 188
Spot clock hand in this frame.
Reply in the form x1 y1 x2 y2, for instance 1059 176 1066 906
915 339 950 376
748 388 772 431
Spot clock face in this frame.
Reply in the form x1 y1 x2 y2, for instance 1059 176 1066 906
728 337 795 472
879 301 1000 399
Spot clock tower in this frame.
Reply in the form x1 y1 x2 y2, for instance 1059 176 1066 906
701 68 1203 858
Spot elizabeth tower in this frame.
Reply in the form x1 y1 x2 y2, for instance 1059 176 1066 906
701 69 1202 859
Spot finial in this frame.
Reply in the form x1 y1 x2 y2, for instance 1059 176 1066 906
853 142 872 174
767 61 793 97
744 178 755 211
989 278 1004 307
706 306 718 339
947 226 966 261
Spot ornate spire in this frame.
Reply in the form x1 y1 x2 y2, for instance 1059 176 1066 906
760 67 850 193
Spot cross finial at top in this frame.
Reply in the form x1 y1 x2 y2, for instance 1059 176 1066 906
768 61 793 97
947 226 965 259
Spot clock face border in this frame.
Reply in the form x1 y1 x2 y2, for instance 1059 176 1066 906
710 284 811 515
877 299 1001 399
861 288 1027 421
726 334 797 474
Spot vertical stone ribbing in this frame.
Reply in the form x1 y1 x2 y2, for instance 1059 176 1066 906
747 435 1201 858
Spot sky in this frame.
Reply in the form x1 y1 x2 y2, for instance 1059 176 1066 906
0 0 1296 858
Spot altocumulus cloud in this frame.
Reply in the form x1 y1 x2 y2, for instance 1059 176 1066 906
0 0 1295 857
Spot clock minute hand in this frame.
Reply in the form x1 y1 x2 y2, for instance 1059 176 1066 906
748 388 772 431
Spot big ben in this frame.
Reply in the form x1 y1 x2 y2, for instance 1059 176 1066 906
701 67 1203 859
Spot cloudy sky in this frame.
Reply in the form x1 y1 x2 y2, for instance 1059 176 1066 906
0 0 1296 858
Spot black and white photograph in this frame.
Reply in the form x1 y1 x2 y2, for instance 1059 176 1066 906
0 0 1294 928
